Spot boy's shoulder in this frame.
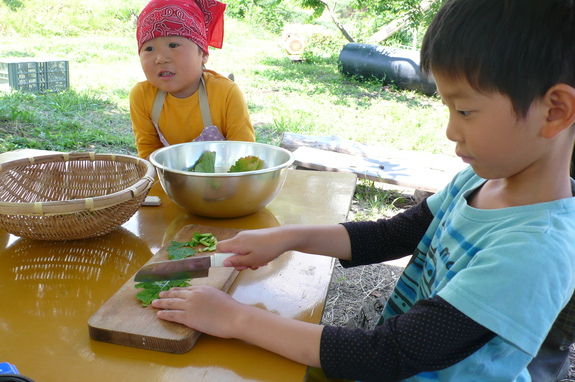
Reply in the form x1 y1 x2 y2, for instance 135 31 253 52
443 166 483 194
428 166 575 217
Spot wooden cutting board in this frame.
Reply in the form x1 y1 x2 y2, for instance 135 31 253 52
88 224 241 353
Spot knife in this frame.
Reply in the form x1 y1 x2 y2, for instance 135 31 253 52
133 253 236 282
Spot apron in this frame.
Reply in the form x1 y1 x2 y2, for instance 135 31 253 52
150 76 226 145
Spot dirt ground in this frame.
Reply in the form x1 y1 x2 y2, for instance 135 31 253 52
320 184 416 330
319 183 575 381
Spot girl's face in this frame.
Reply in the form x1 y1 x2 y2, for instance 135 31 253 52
139 36 208 99
434 72 546 181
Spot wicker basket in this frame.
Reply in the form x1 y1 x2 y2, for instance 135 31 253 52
0 152 156 240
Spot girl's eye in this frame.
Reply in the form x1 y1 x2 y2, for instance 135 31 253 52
457 110 471 117
169 43 179 48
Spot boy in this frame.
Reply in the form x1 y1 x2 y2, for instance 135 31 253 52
130 0 255 159
151 0 575 380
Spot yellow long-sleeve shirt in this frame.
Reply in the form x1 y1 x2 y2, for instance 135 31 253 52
130 69 255 159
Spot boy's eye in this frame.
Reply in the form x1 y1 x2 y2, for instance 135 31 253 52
169 43 180 48
457 110 470 117
143 46 154 52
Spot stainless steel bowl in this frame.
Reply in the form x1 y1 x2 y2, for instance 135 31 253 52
149 141 295 218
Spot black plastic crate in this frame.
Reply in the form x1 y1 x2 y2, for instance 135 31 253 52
0 58 69 93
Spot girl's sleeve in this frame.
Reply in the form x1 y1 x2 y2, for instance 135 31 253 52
220 83 255 142
340 198 434 267
320 295 496 382
130 84 163 159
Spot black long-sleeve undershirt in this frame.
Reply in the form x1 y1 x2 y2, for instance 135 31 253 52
320 200 496 381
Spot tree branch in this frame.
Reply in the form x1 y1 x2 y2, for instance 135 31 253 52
370 0 431 44
315 0 355 42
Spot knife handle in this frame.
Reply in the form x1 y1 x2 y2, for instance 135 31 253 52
211 252 236 267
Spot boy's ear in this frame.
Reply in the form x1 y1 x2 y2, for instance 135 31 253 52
541 84 575 139
202 53 209 65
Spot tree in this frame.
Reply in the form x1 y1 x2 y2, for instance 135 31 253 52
306 0 355 42
225 0 444 47
297 0 445 46
369 0 432 43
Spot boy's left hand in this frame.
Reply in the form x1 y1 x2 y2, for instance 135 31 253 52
152 285 242 338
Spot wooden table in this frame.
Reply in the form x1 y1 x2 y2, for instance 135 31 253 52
0 151 357 382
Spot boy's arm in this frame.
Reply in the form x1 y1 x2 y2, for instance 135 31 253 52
218 224 353 271
341 199 434 266
320 295 495 381
219 200 433 271
153 289 494 380
233 301 323 367
153 285 323 367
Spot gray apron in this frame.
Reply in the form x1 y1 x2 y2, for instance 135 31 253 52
150 76 225 145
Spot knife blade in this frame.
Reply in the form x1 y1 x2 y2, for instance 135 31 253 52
133 252 236 282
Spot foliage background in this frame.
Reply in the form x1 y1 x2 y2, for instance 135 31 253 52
0 0 451 160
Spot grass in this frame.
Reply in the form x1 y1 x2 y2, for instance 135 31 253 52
0 18 451 153
0 89 136 153
0 4 454 216
350 179 415 221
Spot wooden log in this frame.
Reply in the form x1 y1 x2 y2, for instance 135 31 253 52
281 133 465 174
281 133 467 193
281 132 454 164
281 132 375 156
292 147 457 192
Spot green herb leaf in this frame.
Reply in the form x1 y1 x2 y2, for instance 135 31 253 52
228 156 265 173
136 233 218 306
186 151 216 173
167 240 197 260
135 279 190 307
166 233 218 259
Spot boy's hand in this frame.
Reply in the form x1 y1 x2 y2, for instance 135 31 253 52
152 286 243 338
216 227 290 270
152 285 323 368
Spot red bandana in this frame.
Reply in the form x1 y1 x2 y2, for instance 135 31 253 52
136 0 226 54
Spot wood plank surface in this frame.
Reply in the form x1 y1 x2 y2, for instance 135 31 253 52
88 224 241 354
280 132 460 167
292 146 465 193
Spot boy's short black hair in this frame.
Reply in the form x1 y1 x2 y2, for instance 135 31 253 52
420 0 575 118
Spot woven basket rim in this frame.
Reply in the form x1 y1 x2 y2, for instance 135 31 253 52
0 152 156 216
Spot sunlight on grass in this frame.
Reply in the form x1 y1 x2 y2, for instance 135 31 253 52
0 12 454 215
351 179 413 221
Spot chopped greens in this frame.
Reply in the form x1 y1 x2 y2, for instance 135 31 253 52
135 279 190 307
167 240 197 260
191 232 218 251
135 232 219 306
167 232 218 260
